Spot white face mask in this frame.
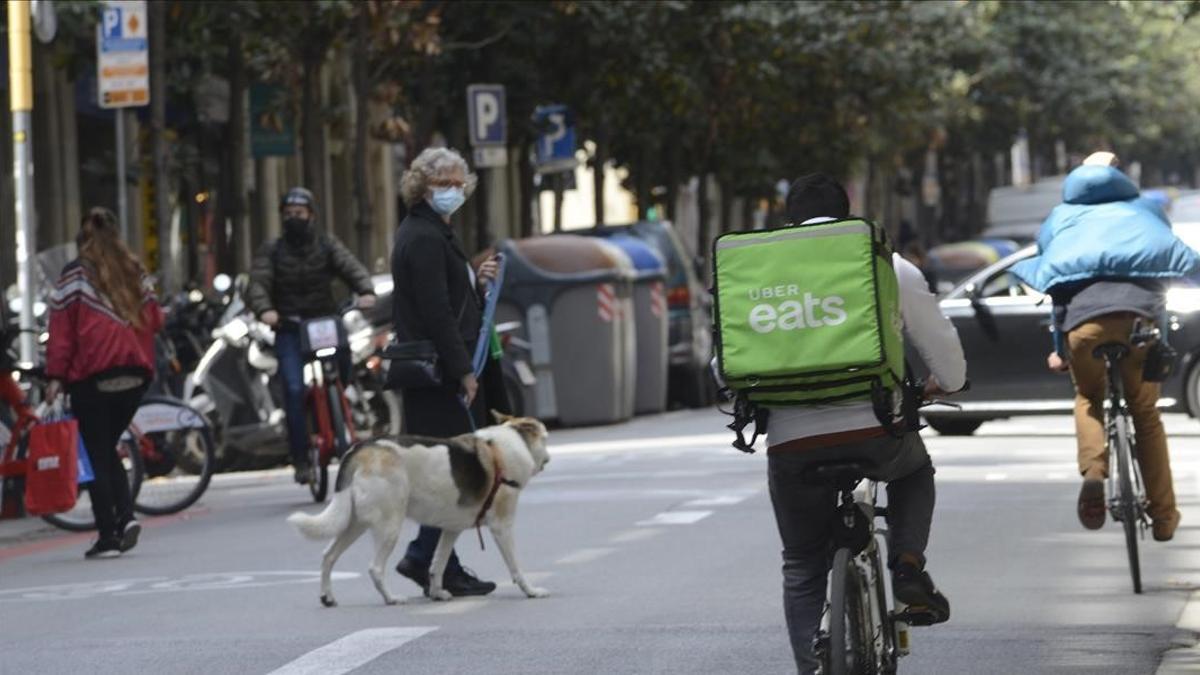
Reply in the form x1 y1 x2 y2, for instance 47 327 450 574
430 186 466 216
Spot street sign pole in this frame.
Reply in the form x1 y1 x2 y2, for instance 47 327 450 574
97 0 148 246
115 107 127 240
467 84 507 247
8 0 37 366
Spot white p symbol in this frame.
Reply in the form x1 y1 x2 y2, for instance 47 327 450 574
542 113 566 158
103 8 121 38
475 93 499 142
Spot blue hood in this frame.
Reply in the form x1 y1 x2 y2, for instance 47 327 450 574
1062 165 1139 205
1011 165 1199 293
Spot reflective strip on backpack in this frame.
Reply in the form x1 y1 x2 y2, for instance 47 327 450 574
714 222 872 251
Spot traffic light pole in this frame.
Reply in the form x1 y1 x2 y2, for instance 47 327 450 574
8 0 37 367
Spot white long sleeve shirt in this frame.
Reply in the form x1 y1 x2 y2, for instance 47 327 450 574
765 251 967 447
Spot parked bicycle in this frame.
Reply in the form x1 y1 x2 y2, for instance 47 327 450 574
0 367 215 531
1093 322 1157 594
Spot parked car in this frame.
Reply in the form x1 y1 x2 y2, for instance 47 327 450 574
582 221 715 408
927 238 1020 295
920 246 1200 435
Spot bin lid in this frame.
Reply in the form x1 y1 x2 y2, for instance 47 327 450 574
605 234 666 276
504 235 627 277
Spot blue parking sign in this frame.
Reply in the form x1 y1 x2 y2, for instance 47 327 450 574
534 105 576 170
467 84 506 147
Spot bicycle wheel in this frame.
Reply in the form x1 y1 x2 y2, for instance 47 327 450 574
828 547 875 675
308 444 328 503
867 540 897 674
327 383 351 459
132 406 216 516
1114 414 1142 594
43 437 144 532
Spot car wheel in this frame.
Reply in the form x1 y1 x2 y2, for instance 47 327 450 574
1186 362 1200 419
925 418 984 436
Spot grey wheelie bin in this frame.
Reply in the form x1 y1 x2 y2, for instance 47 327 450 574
496 235 636 427
605 234 668 414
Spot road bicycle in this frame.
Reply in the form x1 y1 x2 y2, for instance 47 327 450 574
1093 322 1158 594
287 308 357 503
811 382 967 674
809 461 911 675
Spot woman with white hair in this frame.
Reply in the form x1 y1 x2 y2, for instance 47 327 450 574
388 146 505 597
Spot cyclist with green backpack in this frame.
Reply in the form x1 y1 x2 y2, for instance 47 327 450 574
712 173 966 673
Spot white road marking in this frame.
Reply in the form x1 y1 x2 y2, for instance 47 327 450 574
609 528 663 544
555 547 617 565
410 598 489 616
684 495 749 507
1046 472 1070 480
550 433 738 455
637 510 713 526
0 571 360 603
985 473 1008 481
265 627 436 675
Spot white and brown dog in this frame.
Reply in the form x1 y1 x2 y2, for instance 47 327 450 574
287 413 550 607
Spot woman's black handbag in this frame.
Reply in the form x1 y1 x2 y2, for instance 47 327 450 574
382 340 442 390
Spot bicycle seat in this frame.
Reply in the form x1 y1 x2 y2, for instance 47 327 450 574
1092 342 1129 361
802 460 869 490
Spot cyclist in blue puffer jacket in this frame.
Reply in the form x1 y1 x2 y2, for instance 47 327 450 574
1012 152 1200 542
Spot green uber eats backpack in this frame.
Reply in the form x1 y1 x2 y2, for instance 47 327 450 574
712 218 905 452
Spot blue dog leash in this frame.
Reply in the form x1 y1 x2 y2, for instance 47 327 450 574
459 253 508 432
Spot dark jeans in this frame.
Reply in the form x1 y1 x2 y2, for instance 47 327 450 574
275 327 351 467
71 380 149 540
768 432 935 675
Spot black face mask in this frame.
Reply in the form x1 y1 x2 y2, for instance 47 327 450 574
283 216 312 243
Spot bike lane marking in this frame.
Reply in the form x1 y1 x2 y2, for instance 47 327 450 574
0 506 211 562
265 627 438 675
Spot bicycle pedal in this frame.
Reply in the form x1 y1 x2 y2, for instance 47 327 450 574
893 606 941 627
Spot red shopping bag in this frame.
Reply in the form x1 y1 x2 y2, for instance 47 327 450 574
24 416 80 515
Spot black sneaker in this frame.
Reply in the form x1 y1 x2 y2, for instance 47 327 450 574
892 562 950 625
294 465 311 485
119 519 142 553
395 556 430 592
444 566 497 597
84 538 122 559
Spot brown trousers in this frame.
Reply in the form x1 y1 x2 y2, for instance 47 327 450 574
1067 315 1175 519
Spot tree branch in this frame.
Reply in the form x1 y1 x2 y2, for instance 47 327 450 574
441 23 514 51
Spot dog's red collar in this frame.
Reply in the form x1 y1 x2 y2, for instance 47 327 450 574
474 443 520 550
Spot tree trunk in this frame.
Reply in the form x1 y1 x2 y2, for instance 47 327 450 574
740 192 755 231
697 173 711 262
227 25 247 272
592 132 605 227
665 143 680 223
717 179 732 234
635 148 651 220
300 47 327 213
518 138 535 238
351 6 373 262
552 174 564 232
149 0 171 291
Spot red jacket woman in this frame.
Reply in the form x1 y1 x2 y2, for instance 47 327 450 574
45 207 162 559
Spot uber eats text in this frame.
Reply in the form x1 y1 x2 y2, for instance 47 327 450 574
746 285 847 334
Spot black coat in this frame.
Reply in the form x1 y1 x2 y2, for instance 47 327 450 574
247 232 374 319
391 201 482 381
391 201 508 436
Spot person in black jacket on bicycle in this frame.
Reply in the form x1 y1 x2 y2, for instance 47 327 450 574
247 187 376 484
389 147 508 598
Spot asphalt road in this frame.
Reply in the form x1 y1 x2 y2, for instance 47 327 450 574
3 409 1200 674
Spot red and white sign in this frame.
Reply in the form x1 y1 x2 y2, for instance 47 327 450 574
597 284 616 322
649 281 665 318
